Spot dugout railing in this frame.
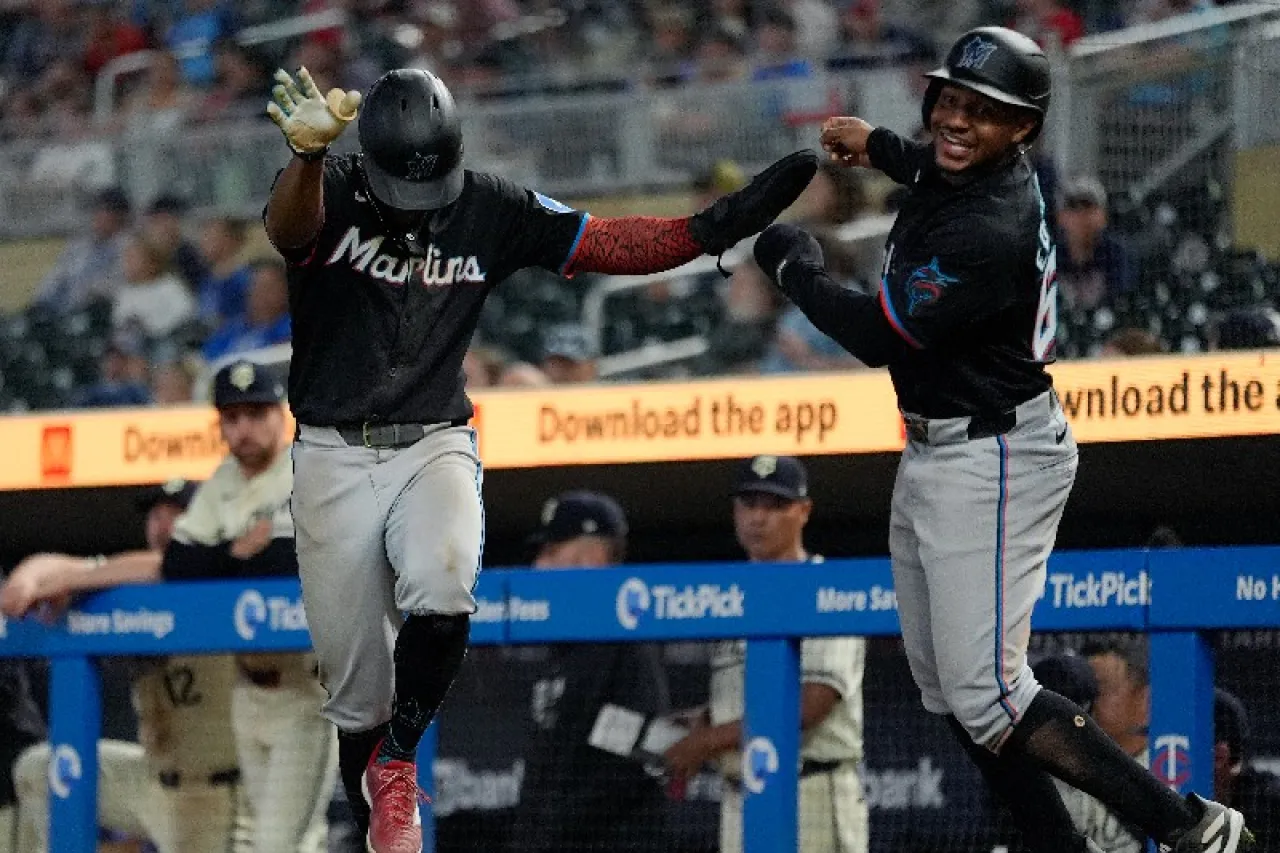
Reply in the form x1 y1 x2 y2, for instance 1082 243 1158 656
1 545 1277 853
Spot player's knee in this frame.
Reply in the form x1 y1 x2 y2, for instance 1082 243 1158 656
413 612 470 635
938 680 1018 746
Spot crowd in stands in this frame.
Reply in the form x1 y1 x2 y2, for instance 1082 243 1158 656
0 0 1252 141
2 142 1276 413
0 0 1277 412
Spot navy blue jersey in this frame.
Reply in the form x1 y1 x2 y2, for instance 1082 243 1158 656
266 154 587 427
774 129 1057 418
868 129 1056 417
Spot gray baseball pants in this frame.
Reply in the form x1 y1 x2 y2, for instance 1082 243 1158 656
890 390 1077 748
290 423 484 732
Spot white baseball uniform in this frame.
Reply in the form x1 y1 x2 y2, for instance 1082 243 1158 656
172 448 338 852
13 654 242 853
710 593 869 853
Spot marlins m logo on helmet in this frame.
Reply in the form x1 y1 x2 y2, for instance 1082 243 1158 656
956 37 998 70
406 152 438 181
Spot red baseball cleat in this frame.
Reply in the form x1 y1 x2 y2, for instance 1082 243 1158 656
362 739 429 853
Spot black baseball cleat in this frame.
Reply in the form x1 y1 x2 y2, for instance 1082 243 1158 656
1167 793 1254 853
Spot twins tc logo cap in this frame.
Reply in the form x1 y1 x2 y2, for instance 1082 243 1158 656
734 455 808 500
212 360 286 408
531 491 628 546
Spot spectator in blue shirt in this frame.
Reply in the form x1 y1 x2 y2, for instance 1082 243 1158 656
33 187 132 314
166 0 234 86
1055 176 1138 312
751 6 813 81
202 258 291 362
74 331 152 408
195 215 252 324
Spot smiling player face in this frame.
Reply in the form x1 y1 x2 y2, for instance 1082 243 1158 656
929 84 1037 174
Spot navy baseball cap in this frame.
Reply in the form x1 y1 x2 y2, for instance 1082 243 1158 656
1032 652 1099 712
734 455 809 501
212 360 286 408
135 477 198 512
529 491 629 545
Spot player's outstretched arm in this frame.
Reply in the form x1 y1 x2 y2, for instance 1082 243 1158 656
263 67 361 250
753 223 909 367
564 150 819 276
0 551 161 619
821 117 929 186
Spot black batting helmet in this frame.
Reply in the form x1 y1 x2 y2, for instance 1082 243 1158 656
922 27 1051 141
357 69 464 210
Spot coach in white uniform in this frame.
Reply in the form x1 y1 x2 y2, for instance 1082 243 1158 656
164 359 337 853
664 455 868 853
3 478 244 853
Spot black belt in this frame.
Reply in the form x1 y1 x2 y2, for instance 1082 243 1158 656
726 759 848 790
241 666 281 688
334 418 468 449
158 767 240 789
800 759 845 777
904 409 1016 444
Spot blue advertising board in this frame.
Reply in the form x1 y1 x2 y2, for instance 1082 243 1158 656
4 547 1280 853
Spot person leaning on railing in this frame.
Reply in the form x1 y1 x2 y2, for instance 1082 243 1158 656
663 455 868 853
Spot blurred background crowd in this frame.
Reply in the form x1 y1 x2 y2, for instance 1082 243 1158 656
0 0 1277 416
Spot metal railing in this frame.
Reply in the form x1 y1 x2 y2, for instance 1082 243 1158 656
4 547 1276 853
0 69 911 239
1048 2 1280 224
7 7 1280 244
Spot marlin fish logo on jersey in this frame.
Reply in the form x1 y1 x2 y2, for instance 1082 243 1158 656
905 257 959 315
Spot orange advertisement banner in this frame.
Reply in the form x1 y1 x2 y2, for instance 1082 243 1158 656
0 351 1277 491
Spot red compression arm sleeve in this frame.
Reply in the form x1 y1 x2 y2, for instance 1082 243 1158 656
563 216 703 276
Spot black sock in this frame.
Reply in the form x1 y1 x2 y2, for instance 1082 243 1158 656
338 722 388 838
376 613 471 764
946 716 1091 853
1004 689 1196 847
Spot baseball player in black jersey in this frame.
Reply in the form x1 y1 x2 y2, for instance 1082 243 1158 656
752 26 1254 853
263 64 816 853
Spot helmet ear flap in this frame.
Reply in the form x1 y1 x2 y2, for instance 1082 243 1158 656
921 80 942 134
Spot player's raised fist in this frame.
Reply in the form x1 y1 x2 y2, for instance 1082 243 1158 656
266 67 362 156
820 116 875 168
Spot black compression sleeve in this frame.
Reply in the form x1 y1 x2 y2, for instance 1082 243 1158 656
867 128 931 186
780 263 911 367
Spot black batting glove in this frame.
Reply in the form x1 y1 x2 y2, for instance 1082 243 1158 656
688 149 819 256
753 223 825 294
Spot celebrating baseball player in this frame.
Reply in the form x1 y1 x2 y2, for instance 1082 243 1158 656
664 455 866 853
750 25 1254 853
262 62 816 853
3 478 244 853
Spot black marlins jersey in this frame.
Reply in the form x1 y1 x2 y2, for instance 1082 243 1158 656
866 128 1056 418
269 154 588 426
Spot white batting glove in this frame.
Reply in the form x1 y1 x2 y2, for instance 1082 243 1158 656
266 67 362 156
